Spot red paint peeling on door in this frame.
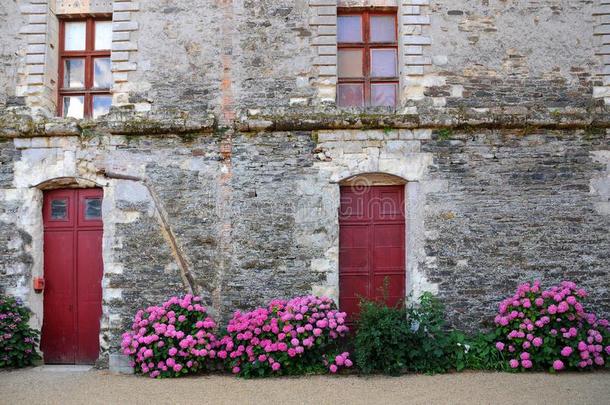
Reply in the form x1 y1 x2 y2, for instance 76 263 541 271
339 185 405 323
41 188 103 364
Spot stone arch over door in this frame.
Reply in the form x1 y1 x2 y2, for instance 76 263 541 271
35 176 105 191
339 172 407 187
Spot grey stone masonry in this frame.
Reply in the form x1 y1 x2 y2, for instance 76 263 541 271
0 126 608 358
595 0 610 104
3 0 607 112
19 0 56 114
110 0 141 109
310 0 338 104
0 0 609 367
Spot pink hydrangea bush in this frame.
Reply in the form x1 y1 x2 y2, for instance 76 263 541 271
0 295 40 368
121 295 218 378
216 295 353 377
494 281 610 372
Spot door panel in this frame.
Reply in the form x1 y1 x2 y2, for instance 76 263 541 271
41 231 76 364
339 224 370 270
339 190 367 221
339 275 368 317
76 229 103 363
339 185 406 324
44 189 76 228
41 188 103 365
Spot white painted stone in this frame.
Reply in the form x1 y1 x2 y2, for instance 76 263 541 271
115 180 149 203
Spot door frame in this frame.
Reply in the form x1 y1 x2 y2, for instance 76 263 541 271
21 177 108 365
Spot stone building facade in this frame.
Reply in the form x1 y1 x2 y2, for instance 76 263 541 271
0 0 609 366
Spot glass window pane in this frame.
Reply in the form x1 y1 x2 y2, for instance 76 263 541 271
371 83 397 107
337 16 362 43
337 84 364 107
370 49 397 77
63 58 85 88
338 49 363 78
94 58 112 88
85 198 102 219
370 15 396 42
63 96 84 119
93 95 112 118
51 199 68 220
95 21 112 50
64 21 86 51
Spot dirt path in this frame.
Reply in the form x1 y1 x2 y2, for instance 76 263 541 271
1 367 609 405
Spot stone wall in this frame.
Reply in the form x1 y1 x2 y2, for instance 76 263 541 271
0 0 26 108
126 0 223 114
5 0 606 116
422 129 610 328
428 0 600 109
124 0 317 115
0 0 609 365
0 128 608 357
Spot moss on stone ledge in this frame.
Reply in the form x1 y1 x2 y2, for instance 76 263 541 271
0 105 608 138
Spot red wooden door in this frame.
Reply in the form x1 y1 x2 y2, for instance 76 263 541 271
339 185 405 322
41 188 103 364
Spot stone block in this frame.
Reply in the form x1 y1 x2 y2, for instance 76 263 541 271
109 353 134 374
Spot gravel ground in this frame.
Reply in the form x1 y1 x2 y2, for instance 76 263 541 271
1 367 609 405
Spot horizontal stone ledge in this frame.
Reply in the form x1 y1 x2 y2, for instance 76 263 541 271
0 106 608 137
0 109 216 138
236 107 610 132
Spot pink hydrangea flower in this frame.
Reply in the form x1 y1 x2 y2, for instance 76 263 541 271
552 360 564 371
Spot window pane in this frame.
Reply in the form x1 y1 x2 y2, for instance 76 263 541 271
85 198 102 219
370 15 396 42
338 49 363 78
95 21 112 50
337 15 362 43
94 58 112 88
93 95 112 118
370 49 397 77
337 84 364 107
63 58 85 88
63 96 84 119
64 21 86 51
371 83 397 107
51 199 68 220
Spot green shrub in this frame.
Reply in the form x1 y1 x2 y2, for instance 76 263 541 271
0 294 41 368
354 292 508 375
354 299 410 375
451 331 508 372
404 292 455 374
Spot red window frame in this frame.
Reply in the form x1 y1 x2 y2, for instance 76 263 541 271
337 8 399 108
58 17 112 118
